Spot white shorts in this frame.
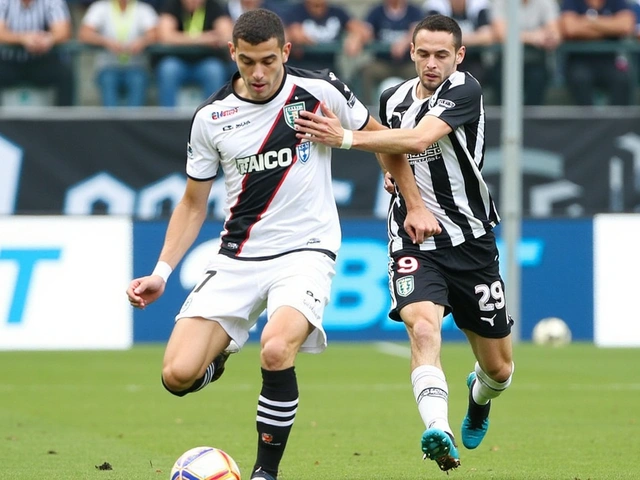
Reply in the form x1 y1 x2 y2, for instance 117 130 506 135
175 250 336 353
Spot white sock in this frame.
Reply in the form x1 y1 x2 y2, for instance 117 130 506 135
472 361 514 405
411 365 451 434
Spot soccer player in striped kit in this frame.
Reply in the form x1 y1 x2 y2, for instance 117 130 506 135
295 14 515 473
127 8 421 480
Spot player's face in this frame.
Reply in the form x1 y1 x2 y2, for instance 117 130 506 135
410 29 464 96
230 38 291 101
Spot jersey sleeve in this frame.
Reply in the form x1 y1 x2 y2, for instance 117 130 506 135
378 85 395 127
322 71 370 131
426 74 481 131
186 109 220 180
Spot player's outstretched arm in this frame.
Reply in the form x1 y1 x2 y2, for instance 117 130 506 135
296 102 452 155
126 178 214 309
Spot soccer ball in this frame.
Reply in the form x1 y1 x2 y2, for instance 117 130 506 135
532 317 572 346
170 446 241 480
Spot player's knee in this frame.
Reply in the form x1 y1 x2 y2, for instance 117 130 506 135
161 375 190 397
409 318 441 343
481 361 514 386
260 338 294 370
162 364 196 394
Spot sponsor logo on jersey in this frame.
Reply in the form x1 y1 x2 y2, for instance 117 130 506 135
211 107 239 120
396 275 414 297
437 99 456 109
406 143 443 164
236 148 293 174
296 141 310 163
347 92 356 108
283 102 306 129
222 120 251 132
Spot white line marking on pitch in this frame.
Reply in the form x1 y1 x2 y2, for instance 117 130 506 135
375 342 411 358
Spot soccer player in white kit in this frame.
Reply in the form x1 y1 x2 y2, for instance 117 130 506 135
126 8 423 480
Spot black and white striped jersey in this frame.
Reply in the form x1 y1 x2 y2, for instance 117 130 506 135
187 66 370 260
379 71 499 253
0 0 70 62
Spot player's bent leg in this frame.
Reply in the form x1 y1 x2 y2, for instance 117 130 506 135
421 428 460 472
162 316 234 395
461 332 514 449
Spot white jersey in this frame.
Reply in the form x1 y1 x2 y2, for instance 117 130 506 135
187 66 370 260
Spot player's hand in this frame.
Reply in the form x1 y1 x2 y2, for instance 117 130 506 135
405 206 441 244
384 172 395 194
295 102 345 148
126 275 166 309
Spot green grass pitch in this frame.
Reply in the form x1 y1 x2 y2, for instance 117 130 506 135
1 342 639 479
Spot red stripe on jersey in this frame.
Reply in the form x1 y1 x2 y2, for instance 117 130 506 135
234 86 318 256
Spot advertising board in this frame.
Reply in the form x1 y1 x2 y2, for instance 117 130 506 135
0 217 133 350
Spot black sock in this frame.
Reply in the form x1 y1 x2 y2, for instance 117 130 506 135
467 384 491 427
253 367 298 478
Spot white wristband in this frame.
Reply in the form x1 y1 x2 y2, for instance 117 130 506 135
152 261 172 283
340 129 353 150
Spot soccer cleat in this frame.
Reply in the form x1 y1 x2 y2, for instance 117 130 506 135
250 467 277 480
421 428 461 472
211 340 239 382
461 372 491 449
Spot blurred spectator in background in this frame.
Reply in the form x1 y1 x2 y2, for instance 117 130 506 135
155 0 232 107
225 0 282 21
283 0 368 74
423 0 495 87
560 0 635 105
491 0 561 105
631 0 640 86
78 0 158 107
358 0 423 105
0 0 74 105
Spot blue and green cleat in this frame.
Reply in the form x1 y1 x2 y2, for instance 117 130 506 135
421 428 460 472
461 372 491 449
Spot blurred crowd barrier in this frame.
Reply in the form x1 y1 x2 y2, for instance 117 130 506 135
1 40 639 107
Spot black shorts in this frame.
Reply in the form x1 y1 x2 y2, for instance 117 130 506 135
388 231 513 338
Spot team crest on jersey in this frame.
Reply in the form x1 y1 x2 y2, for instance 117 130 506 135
283 102 305 129
396 276 414 297
296 141 310 163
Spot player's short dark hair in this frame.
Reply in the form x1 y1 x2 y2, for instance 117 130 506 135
232 9 286 47
412 14 462 51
